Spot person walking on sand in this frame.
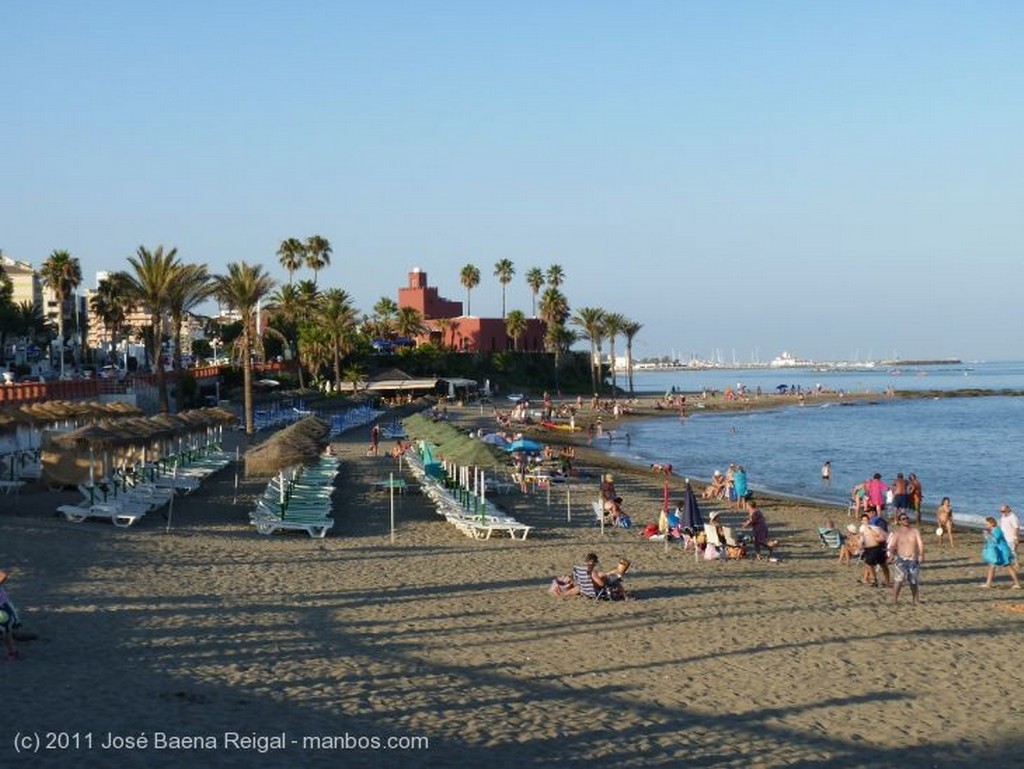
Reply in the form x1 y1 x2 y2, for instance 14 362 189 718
887 512 924 605
369 424 381 456
998 504 1020 561
981 516 1022 589
858 513 891 587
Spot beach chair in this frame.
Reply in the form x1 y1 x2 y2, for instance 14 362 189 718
571 564 611 600
817 527 844 551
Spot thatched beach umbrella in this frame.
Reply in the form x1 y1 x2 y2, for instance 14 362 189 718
54 423 123 498
443 439 505 468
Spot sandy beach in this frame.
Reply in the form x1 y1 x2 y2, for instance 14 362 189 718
2 398 1023 768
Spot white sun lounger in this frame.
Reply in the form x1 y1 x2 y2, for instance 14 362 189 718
57 503 147 527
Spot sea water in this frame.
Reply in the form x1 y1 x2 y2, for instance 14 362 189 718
623 360 1024 397
602 373 1024 529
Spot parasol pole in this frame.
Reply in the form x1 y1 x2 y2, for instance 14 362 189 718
566 484 571 523
389 471 396 543
164 460 178 533
88 445 96 504
233 445 240 504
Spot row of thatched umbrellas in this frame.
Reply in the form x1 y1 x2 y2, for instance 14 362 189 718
244 416 332 478
48 407 240 490
0 399 145 432
401 413 507 467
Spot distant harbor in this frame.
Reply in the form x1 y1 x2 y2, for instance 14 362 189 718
626 352 962 372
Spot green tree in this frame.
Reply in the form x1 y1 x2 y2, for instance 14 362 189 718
545 263 564 289
305 235 332 285
342 364 366 394
320 288 359 390
539 286 570 373
602 311 626 394
269 282 319 390
126 246 180 412
622 319 643 396
213 262 276 435
395 305 426 339
459 263 480 316
505 309 527 351
372 296 399 339
277 238 306 285
572 306 606 395
525 267 545 318
39 249 83 378
89 271 133 364
493 258 515 318
166 263 213 371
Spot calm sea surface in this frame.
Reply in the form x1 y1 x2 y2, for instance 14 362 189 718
602 361 1024 528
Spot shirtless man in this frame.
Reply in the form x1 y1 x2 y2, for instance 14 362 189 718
887 512 924 605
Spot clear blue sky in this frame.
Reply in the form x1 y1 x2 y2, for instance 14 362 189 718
3 1 1022 362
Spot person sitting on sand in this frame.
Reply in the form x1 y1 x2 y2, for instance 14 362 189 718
838 523 862 566
0 569 21 662
604 558 631 600
556 553 609 598
935 497 954 548
600 474 617 508
703 470 727 500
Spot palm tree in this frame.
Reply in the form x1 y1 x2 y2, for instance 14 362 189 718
166 263 213 371
545 263 565 289
459 263 480 315
622 319 643 395
342 364 366 394
573 307 606 395
305 235 332 284
213 262 276 435
395 306 426 340
277 238 306 284
319 288 359 390
269 282 318 389
40 249 83 379
602 312 626 395
90 271 133 364
434 317 451 350
126 246 180 412
525 267 545 318
493 258 515 318
298 324 331 388
372 296 399 339
505 309 527 351
539 286 570 373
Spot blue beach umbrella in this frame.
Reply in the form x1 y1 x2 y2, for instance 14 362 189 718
681 481 705 531
506 438 544 453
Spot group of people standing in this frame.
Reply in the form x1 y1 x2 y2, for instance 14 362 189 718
847 501 1021 604
851 471 924 522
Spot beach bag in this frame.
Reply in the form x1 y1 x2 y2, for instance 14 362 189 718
618 514 632 529
703 544 720 561
642 524 659 538
726 544 747 560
